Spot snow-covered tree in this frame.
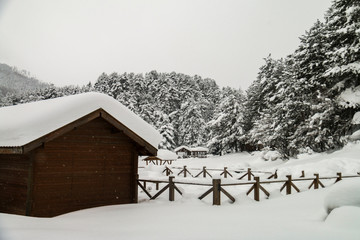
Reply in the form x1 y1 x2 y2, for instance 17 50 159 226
208 87 246 155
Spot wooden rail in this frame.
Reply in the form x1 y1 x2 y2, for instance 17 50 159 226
138 171 360 205
168 166 272 175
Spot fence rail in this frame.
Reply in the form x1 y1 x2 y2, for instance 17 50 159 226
137 167 360 205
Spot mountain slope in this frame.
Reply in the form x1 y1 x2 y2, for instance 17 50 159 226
0 63 50 98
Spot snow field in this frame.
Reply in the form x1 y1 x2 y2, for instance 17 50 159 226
1 142 360 240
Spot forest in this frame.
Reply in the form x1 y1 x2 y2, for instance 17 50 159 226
1 0 359 158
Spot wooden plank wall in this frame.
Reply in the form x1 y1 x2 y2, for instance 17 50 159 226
30 117 138 217
0 154 30 215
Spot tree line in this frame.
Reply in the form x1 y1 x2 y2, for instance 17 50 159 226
1 0 359 158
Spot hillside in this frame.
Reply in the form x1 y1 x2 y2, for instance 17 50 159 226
0 63 50 98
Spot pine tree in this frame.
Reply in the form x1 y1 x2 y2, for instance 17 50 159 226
178 100 206 147
208 87 246 154
158 114 176 150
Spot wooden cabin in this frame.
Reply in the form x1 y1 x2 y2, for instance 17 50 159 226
190 147 209 158
0 93 161 217
174 146 192 158
175 146 208 158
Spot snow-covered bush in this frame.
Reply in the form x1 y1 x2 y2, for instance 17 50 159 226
261 149 282 161
324 178 360 214
349 130 360 141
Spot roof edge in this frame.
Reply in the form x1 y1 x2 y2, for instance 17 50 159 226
0 108 157 156
0 147 23 154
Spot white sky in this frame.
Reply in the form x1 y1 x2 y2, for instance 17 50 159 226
0 0 332 90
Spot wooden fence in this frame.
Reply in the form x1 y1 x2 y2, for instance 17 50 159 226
137 167 360 205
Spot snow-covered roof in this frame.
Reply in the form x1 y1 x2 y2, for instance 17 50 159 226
157 149 178 160
174 146 208 152
174 145 191 152
190 147 209 152
0 92 162 152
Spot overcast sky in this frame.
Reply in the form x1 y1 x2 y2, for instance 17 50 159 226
0 0 332 90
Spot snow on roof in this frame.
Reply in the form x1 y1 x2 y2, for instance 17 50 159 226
190 147 209 152
174 146 208 152
157 149 177 160
0 92 162 149
174 146 191 152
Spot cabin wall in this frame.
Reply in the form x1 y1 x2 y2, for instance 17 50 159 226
0 154 30 215
29 117 138 217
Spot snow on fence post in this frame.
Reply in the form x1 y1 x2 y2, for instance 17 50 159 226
169 176 175 201
212 178 221 205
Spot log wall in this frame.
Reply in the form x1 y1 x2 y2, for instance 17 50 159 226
0 154 30 215
28 117 138 217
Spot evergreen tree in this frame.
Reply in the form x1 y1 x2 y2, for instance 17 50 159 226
208 87 246 154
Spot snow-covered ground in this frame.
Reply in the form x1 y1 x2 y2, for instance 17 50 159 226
1 142 360 240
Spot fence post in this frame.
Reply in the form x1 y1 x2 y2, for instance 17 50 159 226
224 167 228 178
203 166 207 178
300 170 305 178
168 168 172 176
286 175 292 195
212 178 221 205
314 174 320 189
335 172 342 183
248 168 252 181
156 182 159 190
169 176 175 201
254 176 260 201
183 166 187 177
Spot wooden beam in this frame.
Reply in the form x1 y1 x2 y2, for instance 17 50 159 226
25 153 35 216
21 109 101 153
100 109 157 156
213 179 221 205
0 147 23 154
